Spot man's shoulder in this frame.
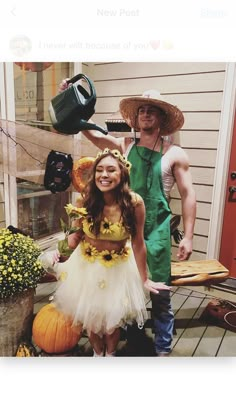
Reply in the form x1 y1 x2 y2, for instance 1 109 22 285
106 136 133 154
124 136 135 150
167 143 188 160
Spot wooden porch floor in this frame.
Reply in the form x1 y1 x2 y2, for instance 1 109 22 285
33 281 236 357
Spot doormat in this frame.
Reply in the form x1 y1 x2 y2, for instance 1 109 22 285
200 299 236 333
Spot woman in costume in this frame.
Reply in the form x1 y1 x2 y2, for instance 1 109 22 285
52 149 170 356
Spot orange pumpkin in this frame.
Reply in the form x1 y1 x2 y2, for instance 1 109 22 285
71 157 95 192
32 303 82 354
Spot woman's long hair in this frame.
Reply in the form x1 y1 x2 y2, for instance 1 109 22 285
82 151 136 237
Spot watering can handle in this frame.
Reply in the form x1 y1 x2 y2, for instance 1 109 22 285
67 73 96 97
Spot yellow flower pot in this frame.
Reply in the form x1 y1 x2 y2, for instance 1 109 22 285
0 288 35 356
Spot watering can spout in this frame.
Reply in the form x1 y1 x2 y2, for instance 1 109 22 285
78 120 108 135
48 73 108 135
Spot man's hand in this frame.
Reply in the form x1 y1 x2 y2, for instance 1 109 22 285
58 78 71 92
177 237 192 261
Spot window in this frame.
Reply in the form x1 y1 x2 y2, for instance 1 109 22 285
12 62 74 238
17 179 70 239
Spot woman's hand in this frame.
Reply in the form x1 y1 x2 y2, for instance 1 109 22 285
51 249 60 265
143 279 171 294
38 249 60 273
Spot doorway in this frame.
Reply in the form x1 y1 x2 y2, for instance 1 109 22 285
219 111 236 280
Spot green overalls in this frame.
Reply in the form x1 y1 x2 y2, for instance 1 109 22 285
128 143 172 285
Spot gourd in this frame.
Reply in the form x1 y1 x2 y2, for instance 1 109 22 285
15 341 37 357
32 303 82 354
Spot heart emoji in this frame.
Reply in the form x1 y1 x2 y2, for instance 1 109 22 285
162 40 174 50
150 40 160 50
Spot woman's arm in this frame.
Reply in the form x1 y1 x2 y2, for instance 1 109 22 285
131 195 171 293
67 225 83 249
67 196 85 249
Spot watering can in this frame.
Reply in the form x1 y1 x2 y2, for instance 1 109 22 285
48 73 108 135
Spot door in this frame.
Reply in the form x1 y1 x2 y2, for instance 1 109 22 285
219 111 236 278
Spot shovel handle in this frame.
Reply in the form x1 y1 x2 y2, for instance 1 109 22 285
171 272 228 286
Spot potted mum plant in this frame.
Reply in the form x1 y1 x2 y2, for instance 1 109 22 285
0 226 44 356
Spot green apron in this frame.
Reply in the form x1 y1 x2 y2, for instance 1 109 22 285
128 143 171 285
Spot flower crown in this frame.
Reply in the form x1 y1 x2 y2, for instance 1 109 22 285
95 148 132 173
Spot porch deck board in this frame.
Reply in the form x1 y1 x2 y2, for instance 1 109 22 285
217 331 236 356
170 291 207 356
33 282 57 314
194 326 226 357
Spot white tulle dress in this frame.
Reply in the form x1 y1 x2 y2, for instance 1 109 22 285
40 208 149 337
52 239 148 337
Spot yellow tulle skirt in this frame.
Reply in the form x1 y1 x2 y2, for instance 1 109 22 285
53 242 148 337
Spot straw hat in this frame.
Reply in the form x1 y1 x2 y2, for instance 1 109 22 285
119 90 184 135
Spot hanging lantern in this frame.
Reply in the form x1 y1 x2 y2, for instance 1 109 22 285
14 62 53 72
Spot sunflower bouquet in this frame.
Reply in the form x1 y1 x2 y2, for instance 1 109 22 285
57 204 88 258
0 228 44 299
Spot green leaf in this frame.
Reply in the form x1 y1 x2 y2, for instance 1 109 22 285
60 218 68 233
67 227 80 235
57 239 73 257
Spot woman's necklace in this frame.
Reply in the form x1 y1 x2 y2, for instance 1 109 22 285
134 136 163 192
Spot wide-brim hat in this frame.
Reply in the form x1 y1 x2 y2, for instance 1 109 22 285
119 90 184 135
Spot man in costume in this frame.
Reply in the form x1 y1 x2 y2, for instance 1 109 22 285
60 82 197 356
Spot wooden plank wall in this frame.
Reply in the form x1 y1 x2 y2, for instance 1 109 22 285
80 62 227 262
14 62 73 123
0 133 5 228
0 176 5 228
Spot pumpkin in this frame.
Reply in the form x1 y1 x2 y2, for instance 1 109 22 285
32 303 82 354
71 157 95 192
15 341 37 357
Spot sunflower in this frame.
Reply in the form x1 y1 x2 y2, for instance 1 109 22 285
59 271 67 281
81 242 98 263
100 218 114 235
111 149 121 158
98 278 107 289
65 204 88 218
99 250 119 267
119 246 131 260
125 161 132 173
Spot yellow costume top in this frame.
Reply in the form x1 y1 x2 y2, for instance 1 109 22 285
64 203 130 241
82 217 130 241
65 192 142 242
